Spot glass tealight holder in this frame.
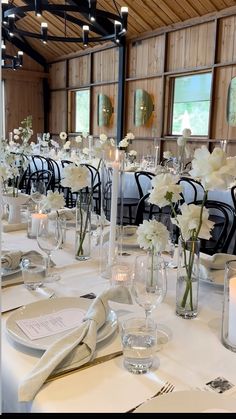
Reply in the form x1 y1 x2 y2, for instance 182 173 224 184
111 263 131 287
221 260 236 352
27 203 47 239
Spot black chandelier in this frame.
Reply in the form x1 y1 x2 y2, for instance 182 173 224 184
2 1 129 47
1 39 23 70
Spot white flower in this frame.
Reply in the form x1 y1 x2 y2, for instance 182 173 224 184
13 135 19 141
149 173 183 208
189 146 236 190
82 147 90 155
51 139 59 148
137 219 169 253
60 164 90 193
182 128 192 138
163 151 172 159
59 132 67 140
63 140 71 150
126 132 135 140
171 203 214 241
99 133 108 144
46 132 50 140
13 129 20 135
128 149 137 156
75 135 83 143
110 138 115 147
119 138 129 148
41 190 66 211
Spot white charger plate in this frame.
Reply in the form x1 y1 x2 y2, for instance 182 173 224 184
6 296 118 350
134 390 236 413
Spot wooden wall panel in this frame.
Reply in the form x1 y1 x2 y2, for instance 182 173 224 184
5 41 44 72
4 79 44 141
49 61 67 89
217 16 236 63
127 35 165 78
125 78 163 138
211 66 236 139
92 48 119 83
68 55 90 87
49 91 67 134
91 85 118 137
167 22 215 71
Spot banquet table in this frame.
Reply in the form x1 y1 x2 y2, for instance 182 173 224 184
1 227 236 413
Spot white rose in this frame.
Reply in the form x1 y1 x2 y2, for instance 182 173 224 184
171 203 214 241
126 132 135 140
129 149 137 156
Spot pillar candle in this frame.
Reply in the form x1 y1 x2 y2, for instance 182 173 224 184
228 276 236 345
108 150 119 266
31 213 47 237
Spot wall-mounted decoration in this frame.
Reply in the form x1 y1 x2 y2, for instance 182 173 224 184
97 94 113 126
134 89 154 127
227 77 236 126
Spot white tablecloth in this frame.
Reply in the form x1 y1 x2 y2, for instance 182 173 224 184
2 228 236 413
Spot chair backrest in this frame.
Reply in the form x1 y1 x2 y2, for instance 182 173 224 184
82 163 101 214
195 199 236 255
31 155 49 172
46 157 61 191
25 169 53 194
178 176 205 205
134 192 161 225
134 171 155 199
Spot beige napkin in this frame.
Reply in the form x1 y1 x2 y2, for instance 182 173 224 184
1 250 55 270
199 253 236 285
18 286 132 402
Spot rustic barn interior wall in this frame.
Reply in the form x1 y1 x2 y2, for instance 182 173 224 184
3 9 236 157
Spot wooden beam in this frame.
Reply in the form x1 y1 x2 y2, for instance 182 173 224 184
2 68 49 80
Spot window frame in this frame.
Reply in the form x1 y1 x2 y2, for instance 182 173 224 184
67 87 91 134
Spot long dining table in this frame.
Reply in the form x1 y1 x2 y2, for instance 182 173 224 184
1 226 236 413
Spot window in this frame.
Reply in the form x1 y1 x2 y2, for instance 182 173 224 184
68 89 90 133
171 73 212 136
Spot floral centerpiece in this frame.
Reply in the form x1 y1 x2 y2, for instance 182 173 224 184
118 132 135 150
60 164 92 259
0 115 34 197
149 145 236 318
127 149 137 164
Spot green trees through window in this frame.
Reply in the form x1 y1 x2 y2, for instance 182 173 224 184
172 73 212 136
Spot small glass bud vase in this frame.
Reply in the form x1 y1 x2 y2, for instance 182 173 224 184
176 238 200 319
221 260 236 352
75 193 91 261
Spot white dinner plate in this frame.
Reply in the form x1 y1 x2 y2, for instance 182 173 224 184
6 296 118 350
199 271 224 288
134 390 236 413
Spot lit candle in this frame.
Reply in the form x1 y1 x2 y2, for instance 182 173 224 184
228 276 236 345
108 150 119 266
111 264 131 286
31 213 47 237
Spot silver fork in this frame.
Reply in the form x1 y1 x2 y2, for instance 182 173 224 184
126 381 175 413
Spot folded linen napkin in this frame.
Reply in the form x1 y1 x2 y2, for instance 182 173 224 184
199 253 236 270
199 253 236 285
1 250 55 270
18 286 132 402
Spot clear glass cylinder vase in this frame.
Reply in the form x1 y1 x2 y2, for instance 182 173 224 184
75 193 91 261
221 260 236 352
176 238 200 319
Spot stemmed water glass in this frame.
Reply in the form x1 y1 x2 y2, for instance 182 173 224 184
37 216 62 282
132 253 169 345
30 180 47 212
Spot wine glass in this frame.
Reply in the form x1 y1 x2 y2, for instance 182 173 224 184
37 216 62 282
30 180 47 211
132 253 169 345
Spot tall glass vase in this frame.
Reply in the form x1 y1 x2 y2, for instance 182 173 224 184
176 238 200 319
75 192 91 261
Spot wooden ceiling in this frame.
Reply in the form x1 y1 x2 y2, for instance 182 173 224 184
3 0 236 64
